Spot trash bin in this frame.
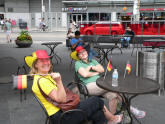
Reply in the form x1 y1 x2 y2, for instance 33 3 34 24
19 22 27 29
136 50 165 95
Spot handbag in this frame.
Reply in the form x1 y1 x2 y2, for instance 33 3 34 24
37 77 80 112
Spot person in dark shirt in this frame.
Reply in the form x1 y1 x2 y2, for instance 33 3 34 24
121 27 135 48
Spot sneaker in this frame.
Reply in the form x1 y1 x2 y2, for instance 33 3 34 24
130 106 146 119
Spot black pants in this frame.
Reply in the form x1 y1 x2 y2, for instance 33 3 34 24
50 96 106 124
83 43 90 54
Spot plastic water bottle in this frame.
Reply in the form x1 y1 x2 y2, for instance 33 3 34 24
112 69 118 87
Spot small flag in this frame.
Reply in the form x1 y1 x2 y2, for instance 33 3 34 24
107 60 113 72
126 62 131 74
13 75 27 90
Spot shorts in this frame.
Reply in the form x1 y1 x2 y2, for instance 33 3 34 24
86 82 117 101
6 30 11 35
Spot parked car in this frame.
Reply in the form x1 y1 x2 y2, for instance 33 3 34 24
81 21 124 35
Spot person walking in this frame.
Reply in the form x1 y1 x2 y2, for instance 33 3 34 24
4 19 12 43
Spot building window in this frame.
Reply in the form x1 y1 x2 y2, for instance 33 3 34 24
100 13 111 21
8 8 13 12
89 13 99 21
154 12 165 20
140 12 153 20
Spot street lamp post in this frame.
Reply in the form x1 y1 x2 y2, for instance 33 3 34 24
41 0 43 18
133 0 140 23
48 0 51 31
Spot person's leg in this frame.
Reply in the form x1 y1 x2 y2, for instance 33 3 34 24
6 33 10 43
126 37 131 47
50 110 63 124
9 32 11 42
50 97 106 124
78 96 106 124
91 48 98 57
109 98 118 114
84 44 91 59
103 91 118 114
103 106 123 124
86 82 120 116
88 50 93 61
120 38 124 47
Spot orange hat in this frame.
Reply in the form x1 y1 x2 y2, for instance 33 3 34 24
25 50 50 68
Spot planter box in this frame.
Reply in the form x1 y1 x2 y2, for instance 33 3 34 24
15 40 32 48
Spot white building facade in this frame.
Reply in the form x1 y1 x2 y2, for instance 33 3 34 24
0 0 165 31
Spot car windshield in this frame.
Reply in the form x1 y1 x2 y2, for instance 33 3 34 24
96 21 121 25
94 22 121 27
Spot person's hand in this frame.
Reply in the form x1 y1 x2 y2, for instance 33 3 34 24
86 65 92 71
79 40 84 43
78 40 82 43
91 66 95 70
51 72 62 83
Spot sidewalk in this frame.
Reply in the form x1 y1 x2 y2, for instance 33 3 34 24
0 31 67 44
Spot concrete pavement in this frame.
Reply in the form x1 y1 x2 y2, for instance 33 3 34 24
0 31 67 44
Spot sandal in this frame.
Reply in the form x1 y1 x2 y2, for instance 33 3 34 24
108 114 123 124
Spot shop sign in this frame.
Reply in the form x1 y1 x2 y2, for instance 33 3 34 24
62 7 87 12
140 8 165 11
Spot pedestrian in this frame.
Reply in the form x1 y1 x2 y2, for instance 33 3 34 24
39 18 46 31
120 27 135 48
4 19 12 43
69 20 77 32
67 28 75 39
0 19 5 31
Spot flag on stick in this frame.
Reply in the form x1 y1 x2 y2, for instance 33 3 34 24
107 60 113 72
13 74 50 90
104 59 113 80
13 75 27 90
126 62 131 74
124 61 131 78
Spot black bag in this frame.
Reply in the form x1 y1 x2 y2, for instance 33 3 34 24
66 39 71 47
83 43 91 54
37 77 80 112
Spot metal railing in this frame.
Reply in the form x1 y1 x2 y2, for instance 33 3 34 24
79 20 165 35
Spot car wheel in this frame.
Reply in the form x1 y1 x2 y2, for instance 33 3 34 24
86 30 93 35
111 31 118 35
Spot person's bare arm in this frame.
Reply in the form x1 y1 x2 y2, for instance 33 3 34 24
91 64 104 73
48 73 66 103
72 40 84 49
78 66 99 78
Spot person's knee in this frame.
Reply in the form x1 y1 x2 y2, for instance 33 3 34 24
90 96 104 108
91 110 107 124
